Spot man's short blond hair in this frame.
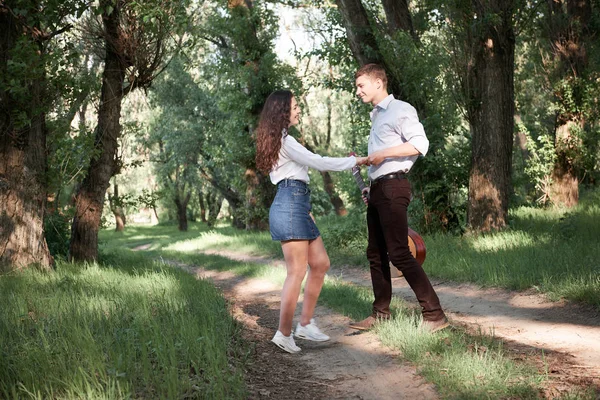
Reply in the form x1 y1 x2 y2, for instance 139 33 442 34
355 63 388 89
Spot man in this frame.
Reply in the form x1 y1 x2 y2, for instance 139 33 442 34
350 63 449 332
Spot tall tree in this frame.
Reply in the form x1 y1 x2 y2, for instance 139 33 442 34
328 0 467 231
546 0 593 206
381 0 418 41
0 0 85 269
334 0 407 99
445 0 516 231
69 0 189 261
199 0 296 230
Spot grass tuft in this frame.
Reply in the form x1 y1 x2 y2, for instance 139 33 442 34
0 251 247 399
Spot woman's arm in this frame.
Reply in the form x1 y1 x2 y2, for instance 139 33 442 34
282 136 358 172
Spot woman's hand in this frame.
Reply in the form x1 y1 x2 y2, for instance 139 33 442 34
355 156 369 166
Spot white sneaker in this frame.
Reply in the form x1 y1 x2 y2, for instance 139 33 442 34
271 330 301 353
295 319 330 342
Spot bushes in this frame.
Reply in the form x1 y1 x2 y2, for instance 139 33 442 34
44 210 72 259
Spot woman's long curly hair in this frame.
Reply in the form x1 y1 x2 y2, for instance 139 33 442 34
255 90 293 173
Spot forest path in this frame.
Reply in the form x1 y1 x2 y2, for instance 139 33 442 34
168 259 438 399
200 249 600 397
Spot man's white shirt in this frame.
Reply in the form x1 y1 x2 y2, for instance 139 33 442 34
368 94 429 180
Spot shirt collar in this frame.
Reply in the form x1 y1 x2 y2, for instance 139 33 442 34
374 94 394 111
370 94 394 120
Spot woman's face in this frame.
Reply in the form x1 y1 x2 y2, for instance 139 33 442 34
288 97 301 127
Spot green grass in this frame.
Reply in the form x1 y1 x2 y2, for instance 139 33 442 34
120 188 600 309
131 238 554 399
149 249 596 399
5 190 597 398
0 252 248 399
423 192 600 307
90 190 600 399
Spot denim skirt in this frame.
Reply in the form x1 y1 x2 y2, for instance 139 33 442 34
269 179 320 241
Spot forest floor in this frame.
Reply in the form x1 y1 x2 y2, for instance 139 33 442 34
173 249 600 399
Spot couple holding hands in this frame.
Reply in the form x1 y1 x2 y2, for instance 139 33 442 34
255 64 449 354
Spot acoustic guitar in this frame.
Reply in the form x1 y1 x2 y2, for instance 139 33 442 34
350 157 427 266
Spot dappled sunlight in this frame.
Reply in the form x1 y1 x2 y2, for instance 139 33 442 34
467 230 551 252
0 254 246 399
163 229 275 256
92 221 600 398
164 236 224 252
390 278 600 370
127 234 172 242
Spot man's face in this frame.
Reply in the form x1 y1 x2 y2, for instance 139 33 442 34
355 75 381 105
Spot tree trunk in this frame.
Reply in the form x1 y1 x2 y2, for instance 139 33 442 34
0 6 52 270
334 0 380 66
70 3 126 261
381 0 418 42
151 207 159 224
547 0 591 207
110 183 126 232
320 171 347 216
198 190 207 223
113 209 126 232
206 191 223 228
550 122 580 207
334 0 419 113
174 192 190 231
227 0 277 230
466 0 515 232
199 166 246 228
244 168 271 230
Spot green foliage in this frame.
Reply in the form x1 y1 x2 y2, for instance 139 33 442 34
138 184 600 310
1 0 88 128
318 209 367 254
141 1 303 228
44 210 73 259
0 253 248 398
303 0 470 233
521 125 557 205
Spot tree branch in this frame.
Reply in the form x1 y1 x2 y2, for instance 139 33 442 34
41 24 73 41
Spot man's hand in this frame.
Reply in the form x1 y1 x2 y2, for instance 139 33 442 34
367 150 387 166
361 187 370 205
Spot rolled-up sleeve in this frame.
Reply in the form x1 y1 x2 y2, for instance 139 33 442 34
399 105 429 156
282 136 356 171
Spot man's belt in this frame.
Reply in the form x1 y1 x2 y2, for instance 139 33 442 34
371 171 406 184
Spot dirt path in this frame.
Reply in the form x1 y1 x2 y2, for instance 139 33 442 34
171 260 438 399
201 249 600 397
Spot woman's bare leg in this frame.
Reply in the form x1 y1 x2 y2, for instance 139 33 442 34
299 236 330 326
278 240 309 336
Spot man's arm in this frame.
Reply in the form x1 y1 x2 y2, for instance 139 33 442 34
368 143 420 166
368 103 428 166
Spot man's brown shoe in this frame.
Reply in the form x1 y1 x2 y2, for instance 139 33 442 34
349 316 377 330
349 315 389 331
421 317 450 333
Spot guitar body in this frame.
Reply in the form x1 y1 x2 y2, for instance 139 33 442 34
407 227 427 266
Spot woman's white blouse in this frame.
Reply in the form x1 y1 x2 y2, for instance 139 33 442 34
269 135 356 184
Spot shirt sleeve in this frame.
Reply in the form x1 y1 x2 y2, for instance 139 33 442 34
281 136 356 172
399 104 429 156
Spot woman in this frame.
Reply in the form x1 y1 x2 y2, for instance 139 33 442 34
255 90 367 353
